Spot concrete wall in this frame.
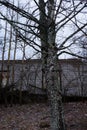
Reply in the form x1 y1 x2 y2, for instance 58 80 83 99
60 59 87 96
0 59 87 96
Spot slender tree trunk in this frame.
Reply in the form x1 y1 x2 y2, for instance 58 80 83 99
12 4 19 105
1 19 7 72
1 9 8 107
39 0 48 89
19 42 25 105
19 19 26 105
7 18 13 85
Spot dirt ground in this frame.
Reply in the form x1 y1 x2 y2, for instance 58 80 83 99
0 101 87 130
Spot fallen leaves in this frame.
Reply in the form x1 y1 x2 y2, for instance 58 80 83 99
0 101 87 130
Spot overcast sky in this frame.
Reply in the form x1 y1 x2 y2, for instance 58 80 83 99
0 0 87 60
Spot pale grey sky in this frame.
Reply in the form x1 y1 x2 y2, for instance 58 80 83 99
0 0 87 60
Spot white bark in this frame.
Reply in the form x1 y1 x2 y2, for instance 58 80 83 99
46 1 65 130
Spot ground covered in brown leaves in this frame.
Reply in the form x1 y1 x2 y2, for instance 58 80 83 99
0 101 87 130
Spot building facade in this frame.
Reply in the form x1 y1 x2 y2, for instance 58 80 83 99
0 59 87 96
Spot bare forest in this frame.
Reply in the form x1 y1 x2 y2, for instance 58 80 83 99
0 0 87 130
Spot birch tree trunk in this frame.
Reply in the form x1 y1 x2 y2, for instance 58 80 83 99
39 0 65 129
46 0 65 130
47 48 65 130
